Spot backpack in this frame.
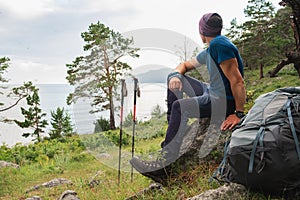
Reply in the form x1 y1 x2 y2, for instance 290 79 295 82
215 87 300 197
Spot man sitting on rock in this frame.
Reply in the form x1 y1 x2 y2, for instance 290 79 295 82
130 13 246 175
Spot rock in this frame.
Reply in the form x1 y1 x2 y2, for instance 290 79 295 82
0 160 20 169
132 118 229 185
26 178 72 193
58 190 80 200
96 153 111 159
88 170 102 188
179 118 226 163
186 183 247 200
25 196 42 200
128 119 249 199
125 183 164 200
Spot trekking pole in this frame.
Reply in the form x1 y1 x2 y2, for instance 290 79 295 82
118 79 127 186
131 77 140 182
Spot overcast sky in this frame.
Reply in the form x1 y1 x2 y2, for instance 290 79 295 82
0 0 281 84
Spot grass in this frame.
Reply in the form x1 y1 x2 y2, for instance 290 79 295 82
0 135 221 200
0 135 271 200
243 64 300 111
1 65 299 199
0 154 152 200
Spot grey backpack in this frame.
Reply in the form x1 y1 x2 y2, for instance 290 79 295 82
217 87 300 197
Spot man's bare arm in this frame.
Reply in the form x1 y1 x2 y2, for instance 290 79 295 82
219 58 246 130
220 58 246 112
174 58 198 74
169 58 199 91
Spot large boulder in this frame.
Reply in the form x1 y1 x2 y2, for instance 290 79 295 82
187 183 247 200
134 118 228 185
128 118 252 199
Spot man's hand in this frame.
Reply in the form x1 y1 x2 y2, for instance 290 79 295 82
221 114 241 131
168 77 182 91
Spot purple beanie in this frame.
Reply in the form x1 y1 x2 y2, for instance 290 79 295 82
199 13 222 37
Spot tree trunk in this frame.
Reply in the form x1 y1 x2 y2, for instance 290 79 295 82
260 63 264 79
269 59 293 77
269 50 300 77
109 87 116 130
268 0 300 77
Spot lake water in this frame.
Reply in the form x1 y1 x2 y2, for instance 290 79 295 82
0 83 168 146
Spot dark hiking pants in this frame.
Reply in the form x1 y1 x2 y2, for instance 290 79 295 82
162 75 235 162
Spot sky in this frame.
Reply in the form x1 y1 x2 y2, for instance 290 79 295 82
0 0 282 84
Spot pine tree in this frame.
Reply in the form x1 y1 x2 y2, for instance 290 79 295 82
66 21 139 130
0 57 10 108
242 0 275 71
14 87 48 142
269 0 300 77
1 60 39 113
49 107 74 139
0 57 9 84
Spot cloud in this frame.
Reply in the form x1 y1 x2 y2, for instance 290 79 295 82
0 0 141 84
0 0 57 20
0 0 139 56
69 0 136 13
0 0 281 84
5 56 68 84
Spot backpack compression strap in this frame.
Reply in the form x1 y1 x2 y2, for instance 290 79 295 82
286 97 300 160
209 139 230 183
248 125 265 173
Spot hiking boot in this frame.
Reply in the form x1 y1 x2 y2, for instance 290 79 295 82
130 146 179 171
130 156 171 184
130 157 167 173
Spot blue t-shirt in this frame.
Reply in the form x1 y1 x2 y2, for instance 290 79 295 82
196 35 244 100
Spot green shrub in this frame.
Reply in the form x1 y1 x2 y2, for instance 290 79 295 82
0 144 14 162
103 130 131 146
94 117 110 132
0 136 86 166
151 104 164 118
70 152 93 162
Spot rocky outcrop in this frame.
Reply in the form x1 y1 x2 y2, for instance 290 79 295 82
133 118 229 185
58 190 80 200
125 182 248 200
128 119 249 199
25 196 42 200
0 160 20 169
88 170 102 188
187 183 248 200
25 178 73 193
178 118 227 165
25 190 80 200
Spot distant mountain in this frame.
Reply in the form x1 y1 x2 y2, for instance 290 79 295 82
134 65 172 83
